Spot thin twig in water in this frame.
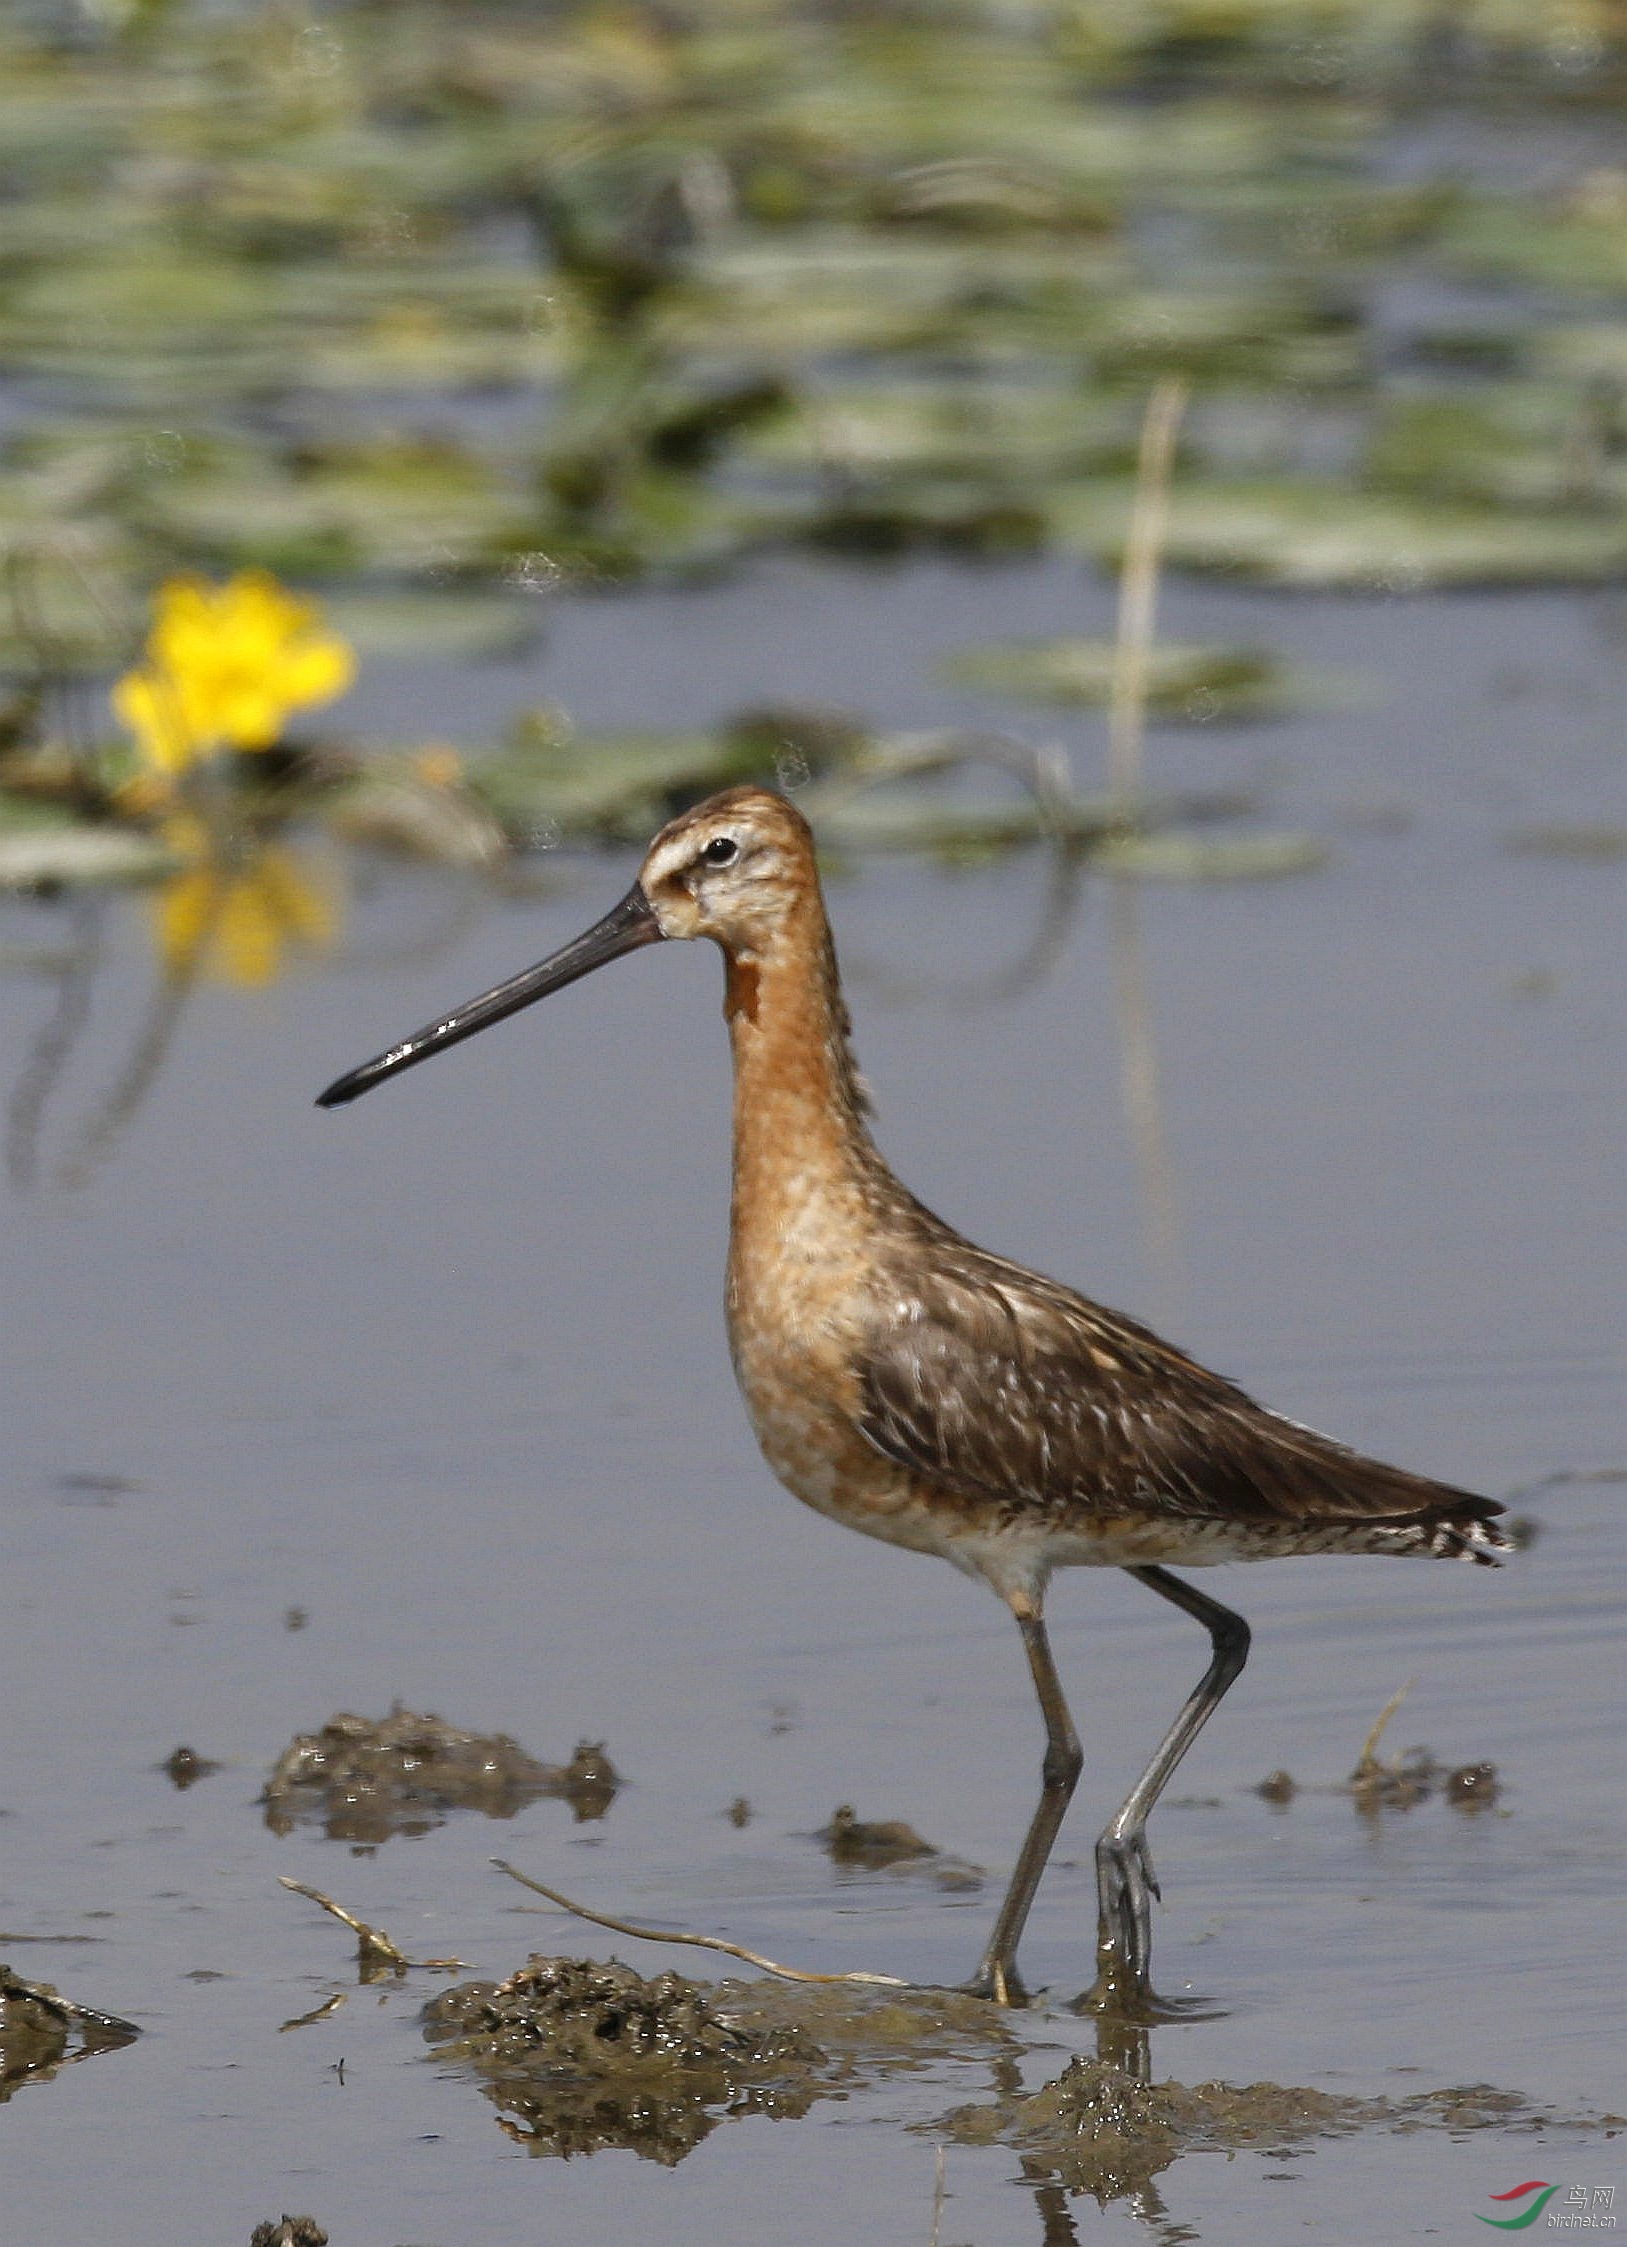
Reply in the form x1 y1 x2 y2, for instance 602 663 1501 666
930 2143 948 2247
277 1877 463 1973
279 1991 348 2034
1108 377 1189 811
1352 1679 1416 1778
492 1858 910 1988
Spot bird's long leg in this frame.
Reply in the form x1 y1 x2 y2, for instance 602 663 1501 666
1092 1566 1250 2003
963 1602 1083 2007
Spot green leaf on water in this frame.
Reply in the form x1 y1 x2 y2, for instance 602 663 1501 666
1093 831 1332 881
467 720 766 842
940 637 1333 721
1367 386 1627 513
0 818 177 890
324 591 547 663
1057 480 1627 589
1506 823 1627 862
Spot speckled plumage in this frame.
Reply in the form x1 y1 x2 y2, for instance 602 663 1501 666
320 782 1511 2009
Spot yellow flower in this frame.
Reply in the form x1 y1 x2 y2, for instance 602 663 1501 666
152 820 341 988
113 571 355 776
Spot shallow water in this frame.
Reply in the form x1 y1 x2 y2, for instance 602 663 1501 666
1 556 1623 2242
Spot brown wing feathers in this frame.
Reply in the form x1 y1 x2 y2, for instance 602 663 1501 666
855 1249 1504 1539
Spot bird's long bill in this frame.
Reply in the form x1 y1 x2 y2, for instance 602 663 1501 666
316 884 662 1108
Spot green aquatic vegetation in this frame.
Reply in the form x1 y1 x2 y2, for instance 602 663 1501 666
1441 176 1627 298
0 528 145 676
1085 283 1365 390
322 589 546 663
738 380 1135 483
1058 477 1627 587
0 249 291 402
941 636 1323 720
1367 384 1627 512
136 434 536 580
1093 830 1332 879
1506 822 1627 861
670 230 1126 362
0 814 178 891
2 3 1627 603
1535 323 1627 386
466 713 772 842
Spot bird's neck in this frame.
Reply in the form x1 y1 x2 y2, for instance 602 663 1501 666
722 901 881 1235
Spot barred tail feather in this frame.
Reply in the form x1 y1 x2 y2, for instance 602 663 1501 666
1425 1510 1514 1566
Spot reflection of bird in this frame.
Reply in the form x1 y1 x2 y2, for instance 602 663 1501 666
320 786 1510 2009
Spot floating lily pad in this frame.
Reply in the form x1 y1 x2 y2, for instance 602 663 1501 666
0 819 177 890
1094 830 1331 880
324 590 547 662
138 434 537 579
941 637 1328 720
1533 322 1627 388
1507 823 1627 862
741 381 1134 482
467 719 765 842
1367 386 1627 512
3 1 1627 602
1442 183 1627 298
1059 480 1627 589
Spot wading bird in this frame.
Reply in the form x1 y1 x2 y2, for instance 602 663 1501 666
319 787 1509 2009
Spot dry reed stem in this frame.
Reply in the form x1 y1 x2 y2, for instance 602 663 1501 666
1351 1679 1417 1778
493 1858 910 1988
1108 377 1189 810
277 1876 463 1973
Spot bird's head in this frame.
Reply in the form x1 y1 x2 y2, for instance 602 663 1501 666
315 785 816 1107
637 785 817 954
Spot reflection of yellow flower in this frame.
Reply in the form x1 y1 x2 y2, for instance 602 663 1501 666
113 571 354 776
153 821 340 988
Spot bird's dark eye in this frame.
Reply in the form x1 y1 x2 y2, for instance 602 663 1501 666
700 835 739 868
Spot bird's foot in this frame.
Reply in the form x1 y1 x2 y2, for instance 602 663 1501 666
955 1959 1032 2008
1074 1828 1159 2018
1071 1826 1222 2023
1096 1825 1158 1972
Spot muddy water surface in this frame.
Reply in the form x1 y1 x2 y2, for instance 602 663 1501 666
1 558 1623 2242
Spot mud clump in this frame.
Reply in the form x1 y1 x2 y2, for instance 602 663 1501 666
1348 1746 1503 1815
947 2057 1354 2200
423 1955 826 2162
262 1708 618 1842
820 1803 937 1866
1444 1760 1501 1809
945 2057 1611 2206
163 1744 220 1790
819 1804 982 1890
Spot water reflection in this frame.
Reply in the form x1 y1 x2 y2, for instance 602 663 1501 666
0 1964 138 2105
3 891 102 1193
61 832 339 1192
1106 874 1187 1324
3 821 342 1192
148 821 339 991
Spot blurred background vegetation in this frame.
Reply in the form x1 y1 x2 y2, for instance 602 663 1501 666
2 0 1626 898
